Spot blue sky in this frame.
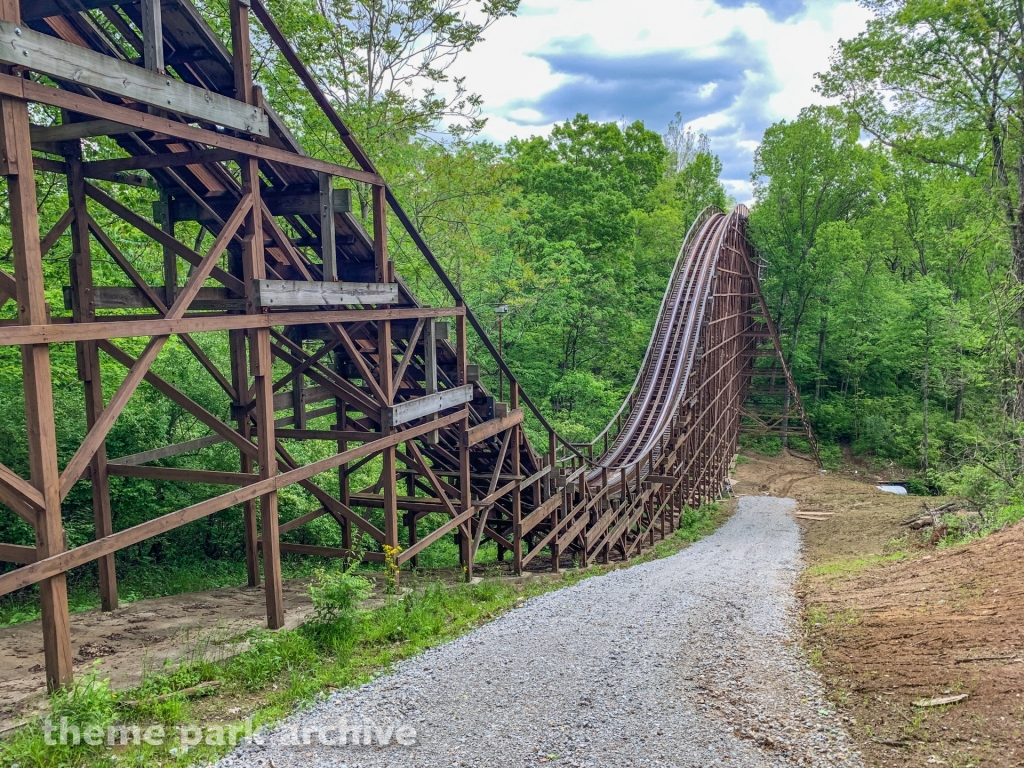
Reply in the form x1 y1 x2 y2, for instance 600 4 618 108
447 0 871 201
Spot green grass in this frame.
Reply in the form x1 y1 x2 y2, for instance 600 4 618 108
0 503 729 768
804 552 909 579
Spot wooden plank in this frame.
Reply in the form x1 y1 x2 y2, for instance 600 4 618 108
257 541 383 561
395 505 476 565
272 385 332 413
0 73 382 185
170 188 351 221
140 0 164 72
520 494 562 535
0 459 44 510
463 408 524 447
108 434 225 466
519 464 552 491
83 148 240 176
107 464 259 486
0 306 462 346
0 17 74 687
319 173 336 281
25 0 118 20
0 21 270 136
63 286 245 311
0 542 36 564
384 384 473 427
30 120 138 145
253 279 397 307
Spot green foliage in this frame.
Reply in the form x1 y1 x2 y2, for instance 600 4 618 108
305 565 373 651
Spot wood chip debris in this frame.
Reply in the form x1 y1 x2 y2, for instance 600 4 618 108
912 693 968 708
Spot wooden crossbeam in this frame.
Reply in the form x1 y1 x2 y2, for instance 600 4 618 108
0 73 382 185
463 408 524 447
0 408 468 597
384 384 474 428
0 305 461 346
0 22 270 136
253 280 397 307
57 195 253 501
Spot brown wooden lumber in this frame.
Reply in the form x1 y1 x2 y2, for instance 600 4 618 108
395 504 476 565
106 465 259 486
385 385 474 428
253 279 397 307
0 305 461 346
82 148 240 176
0 408 466 597
63 285 246 311
278 507 328 535
0 542 36 564
58 195 253 501
84 183 245 296
0 73 382 185
108 435 225 467
30 120 138 145
1 23 270 136
256 541 384 561
0 459 44 510
463 408 524 447
520 494 562 535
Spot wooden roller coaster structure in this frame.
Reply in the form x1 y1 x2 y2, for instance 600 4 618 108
0 0 817 691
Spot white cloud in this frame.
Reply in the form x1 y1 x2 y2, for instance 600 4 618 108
442 0 872 196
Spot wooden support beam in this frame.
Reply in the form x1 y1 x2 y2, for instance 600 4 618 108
0 409 467 597
82 148 240 176
66 144 118 612
0 305 462 346
384 384 474 428
319 173 336 281
63 286 245 311
252 280 397 307
0 21 269 136
108 434 225 466
463 408 524 447
0 73 382 185
168 188 351 222
106 464 259 486
1 0 74 688
140 0 164 73
30 120 137 145
0 542 36 564
423 318 439 444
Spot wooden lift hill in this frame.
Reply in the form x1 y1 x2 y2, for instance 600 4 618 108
0 0 816 692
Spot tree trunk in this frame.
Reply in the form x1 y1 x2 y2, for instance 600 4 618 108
815 314 827 403
922 339 930 473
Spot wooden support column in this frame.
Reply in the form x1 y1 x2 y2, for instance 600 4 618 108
510 382 523 575
319 173 336 281
423 319 439 444
373 183 399 565
230 329 259 586
157 191 177 306
232 0 282 628
141 0 165 73
1 0 73 689
548 430 560 573
333 358 352 551
456 306 472 581
66 142 117 612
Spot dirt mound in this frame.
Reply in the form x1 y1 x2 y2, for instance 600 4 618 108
805 507 1024 766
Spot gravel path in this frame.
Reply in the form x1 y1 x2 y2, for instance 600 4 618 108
218 497 863 767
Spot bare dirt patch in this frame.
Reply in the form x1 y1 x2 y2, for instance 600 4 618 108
735 450 1024 766
0 580 314 734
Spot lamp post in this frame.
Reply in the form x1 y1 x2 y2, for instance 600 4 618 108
496 304 509 401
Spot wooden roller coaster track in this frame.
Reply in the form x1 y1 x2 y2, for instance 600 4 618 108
0 0 817 691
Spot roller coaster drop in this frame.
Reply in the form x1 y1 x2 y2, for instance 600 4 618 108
0 0 817 690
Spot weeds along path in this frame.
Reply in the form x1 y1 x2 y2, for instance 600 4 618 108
218 497 861 768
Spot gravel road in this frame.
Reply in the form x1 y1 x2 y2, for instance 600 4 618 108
218 496 863 767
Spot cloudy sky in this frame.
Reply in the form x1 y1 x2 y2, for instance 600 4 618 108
448 0 872 200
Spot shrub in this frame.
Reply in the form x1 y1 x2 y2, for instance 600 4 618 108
305 565 372 652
